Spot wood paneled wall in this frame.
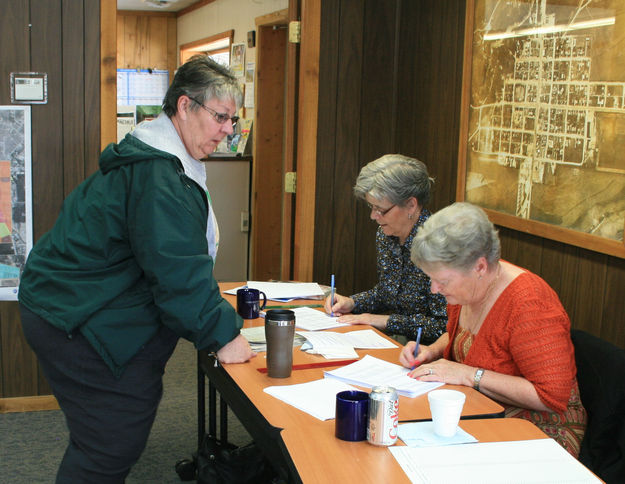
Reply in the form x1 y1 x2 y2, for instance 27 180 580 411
312 0 625 349
314 0 465 293
0 0 102 398
117 11 177 81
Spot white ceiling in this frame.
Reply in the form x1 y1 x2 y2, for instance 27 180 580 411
117 0 200 12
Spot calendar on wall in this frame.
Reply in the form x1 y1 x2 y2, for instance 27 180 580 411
117 69 169 106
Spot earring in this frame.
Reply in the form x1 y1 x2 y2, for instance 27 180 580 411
408 213 413 220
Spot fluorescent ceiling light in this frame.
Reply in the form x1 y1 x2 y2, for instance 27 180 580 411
142 0 177 8
484 17 615 41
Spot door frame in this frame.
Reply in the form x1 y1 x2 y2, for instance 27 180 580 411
292 0 321 281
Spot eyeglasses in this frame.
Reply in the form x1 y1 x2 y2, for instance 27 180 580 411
188 96 239 128
367 202 396 216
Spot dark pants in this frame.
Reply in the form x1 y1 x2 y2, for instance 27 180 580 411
19 304 179 484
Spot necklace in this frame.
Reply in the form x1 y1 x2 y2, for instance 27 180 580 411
464 263 502 333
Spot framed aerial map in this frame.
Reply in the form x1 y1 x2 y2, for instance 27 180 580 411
457 0 625 258
0 106 32 300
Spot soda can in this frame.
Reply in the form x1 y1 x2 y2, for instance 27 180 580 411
367 385 399 446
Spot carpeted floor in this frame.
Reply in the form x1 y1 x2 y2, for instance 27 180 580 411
0 339 252 483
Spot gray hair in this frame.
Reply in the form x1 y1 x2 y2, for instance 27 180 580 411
353 154 434 206
411 202 501 272
162 55 243 117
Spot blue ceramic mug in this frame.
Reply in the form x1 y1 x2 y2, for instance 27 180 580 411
236 288 267 319
335 390 369 441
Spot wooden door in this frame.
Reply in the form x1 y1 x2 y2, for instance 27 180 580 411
250 10 288 281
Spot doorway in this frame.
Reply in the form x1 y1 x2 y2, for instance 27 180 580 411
250 11 289 281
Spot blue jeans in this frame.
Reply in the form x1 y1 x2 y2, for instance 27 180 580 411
19 304 179 483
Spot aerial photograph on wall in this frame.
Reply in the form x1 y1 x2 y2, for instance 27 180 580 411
0 106 32 299
465 0 625 242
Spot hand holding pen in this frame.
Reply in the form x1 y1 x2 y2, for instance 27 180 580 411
323 289 356 317
411 326 423 370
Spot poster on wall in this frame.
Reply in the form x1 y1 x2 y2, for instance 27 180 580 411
230 42 246 78
0 106 32 300
458 0 625 258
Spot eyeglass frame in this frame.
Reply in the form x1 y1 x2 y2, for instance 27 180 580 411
187 96 239 128
367 202 397 216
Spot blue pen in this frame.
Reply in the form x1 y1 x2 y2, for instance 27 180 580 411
330 274 335 317
411 326 423 370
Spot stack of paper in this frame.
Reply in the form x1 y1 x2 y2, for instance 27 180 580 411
291 306 348 331
263 378 357 420
224 281 325 301
298 329 397 359
240 326 306 352
324 354 443 397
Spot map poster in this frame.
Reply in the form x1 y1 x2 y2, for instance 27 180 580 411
0 106 32 300
458 0 625 258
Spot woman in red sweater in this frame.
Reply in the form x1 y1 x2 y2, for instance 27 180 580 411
399 202 586 457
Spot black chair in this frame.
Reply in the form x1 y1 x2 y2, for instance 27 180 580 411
571 329 625 484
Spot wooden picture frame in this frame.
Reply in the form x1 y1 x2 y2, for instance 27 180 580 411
457 0 625 259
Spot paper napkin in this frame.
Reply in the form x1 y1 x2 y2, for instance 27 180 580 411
398 421 478 447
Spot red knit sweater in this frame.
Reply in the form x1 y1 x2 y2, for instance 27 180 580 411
443 271 576 413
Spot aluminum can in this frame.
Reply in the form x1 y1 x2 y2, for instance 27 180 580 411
367 386 399 446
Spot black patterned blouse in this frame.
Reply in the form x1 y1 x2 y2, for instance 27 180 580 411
350 209 447 344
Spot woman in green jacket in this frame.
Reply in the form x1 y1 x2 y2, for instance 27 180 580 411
18 55 254 483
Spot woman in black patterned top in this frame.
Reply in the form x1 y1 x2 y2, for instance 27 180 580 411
324 154 447 344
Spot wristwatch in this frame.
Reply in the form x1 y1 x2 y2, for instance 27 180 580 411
473 368 485 391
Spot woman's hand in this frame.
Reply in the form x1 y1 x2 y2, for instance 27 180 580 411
324 292 355 316
399 341 437 369
337 313 389 330
407 359 475 386
216 334 257 364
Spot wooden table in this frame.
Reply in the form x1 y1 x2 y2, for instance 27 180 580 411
197 283 508 483
281 418 549 484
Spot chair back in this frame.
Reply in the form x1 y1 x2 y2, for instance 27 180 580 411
571 329 625 483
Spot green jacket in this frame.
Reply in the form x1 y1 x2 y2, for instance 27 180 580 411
19 135 242 377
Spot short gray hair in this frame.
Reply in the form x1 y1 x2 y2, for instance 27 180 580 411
353 154 434 206
411 202 501 272
162 55 243 117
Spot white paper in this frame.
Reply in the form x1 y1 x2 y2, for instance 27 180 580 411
297 329 396 359
240 326 306 352
224 281 325 301
389 439 601 484
263 378 357 421
300 340 359 359
244 81 254 108
324 355 443 398
340 329 398 349
291 307 349 331
302 329 397 358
